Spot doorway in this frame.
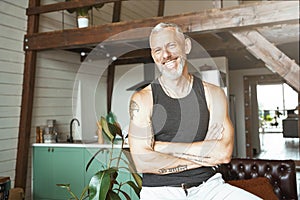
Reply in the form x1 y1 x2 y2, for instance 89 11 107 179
255 83 299 161
243 74 299 163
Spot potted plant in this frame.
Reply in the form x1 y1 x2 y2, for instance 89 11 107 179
65 0 104 28
57 112 142 200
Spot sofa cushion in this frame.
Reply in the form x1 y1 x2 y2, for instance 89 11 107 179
227 177 278 200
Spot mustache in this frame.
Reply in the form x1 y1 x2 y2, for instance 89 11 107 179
162 56 179 64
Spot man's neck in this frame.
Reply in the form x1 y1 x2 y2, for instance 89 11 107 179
159 73 193 98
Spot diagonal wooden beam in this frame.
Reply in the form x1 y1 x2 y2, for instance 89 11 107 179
232 30 299 92
24 1 299 51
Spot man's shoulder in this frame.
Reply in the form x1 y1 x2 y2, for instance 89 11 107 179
202 81 223 92
131 84 152 102
202 81 226 104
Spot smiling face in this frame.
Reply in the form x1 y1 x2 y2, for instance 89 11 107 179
150 27 191 80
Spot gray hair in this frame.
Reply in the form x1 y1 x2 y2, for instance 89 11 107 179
151 22 184 35
149 22 186 47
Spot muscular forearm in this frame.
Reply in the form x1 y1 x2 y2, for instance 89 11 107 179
131 147 202 174
154 139 232 166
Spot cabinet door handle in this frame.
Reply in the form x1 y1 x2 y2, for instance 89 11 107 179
48 147 51 152
51 148 54 152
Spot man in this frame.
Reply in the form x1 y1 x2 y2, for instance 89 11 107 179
128 22 260 200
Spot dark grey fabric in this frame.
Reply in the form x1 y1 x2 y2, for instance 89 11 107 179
142 75 215 187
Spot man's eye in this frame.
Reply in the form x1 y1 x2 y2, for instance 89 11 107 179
168 43 176 48
154 49 161 54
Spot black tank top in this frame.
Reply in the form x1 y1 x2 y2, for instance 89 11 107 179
142 75 215 187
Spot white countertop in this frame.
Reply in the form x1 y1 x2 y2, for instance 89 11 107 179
32 142 129 148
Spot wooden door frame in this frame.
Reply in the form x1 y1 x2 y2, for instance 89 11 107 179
244 74 299 164
243 74 284 158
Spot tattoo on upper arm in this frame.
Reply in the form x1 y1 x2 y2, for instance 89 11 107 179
158 165 187 174
129 100 139 120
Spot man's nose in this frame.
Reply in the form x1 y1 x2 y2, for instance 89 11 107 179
162 48 171 59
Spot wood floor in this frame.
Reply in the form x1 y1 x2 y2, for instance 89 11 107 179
254 133 300 199
255 133 299 160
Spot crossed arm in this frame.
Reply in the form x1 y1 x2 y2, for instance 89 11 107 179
128 83 234 175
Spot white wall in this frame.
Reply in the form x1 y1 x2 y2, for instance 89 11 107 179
33 51 81 141
229 67 273 157
0 0 28 191
164 0 239 16
111 63 145 135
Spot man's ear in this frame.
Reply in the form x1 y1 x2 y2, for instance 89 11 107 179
185 38 192 54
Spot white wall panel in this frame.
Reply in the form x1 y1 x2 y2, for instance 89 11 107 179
0 49 25 63
0 37 20 191
121 1 158 21
0 108 20 118
0 149 17 162
0 61 24 74
0 128 19 140
0 72 23 84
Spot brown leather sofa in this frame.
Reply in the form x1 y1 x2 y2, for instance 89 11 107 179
218 158 298 200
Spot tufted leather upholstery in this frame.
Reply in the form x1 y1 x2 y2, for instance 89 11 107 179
217 158 298 200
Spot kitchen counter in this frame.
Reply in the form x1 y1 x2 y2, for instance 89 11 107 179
32 142 129 148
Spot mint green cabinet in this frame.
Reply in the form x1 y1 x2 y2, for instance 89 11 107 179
84 148 139 200
33 146 139 200
33 146 84 200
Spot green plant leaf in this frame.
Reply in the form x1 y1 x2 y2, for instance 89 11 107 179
85 148 109 171
76 7 90 17
131 173 143 190
106 190 121 200
124 180 141 198
89 169 115 200
101 117 115 141
56 183 79 200
106 112 122 138
117 164 142 190
106 112 116 124
122 150 143 189
107 123 122 138
114 189 131 200
79 185 89 200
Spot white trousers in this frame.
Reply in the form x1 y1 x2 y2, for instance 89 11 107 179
140 173 262 200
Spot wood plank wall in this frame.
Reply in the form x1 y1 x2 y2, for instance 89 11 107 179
0 0 82 199
26 0 81 198
0 1 159 199
0 0 28 191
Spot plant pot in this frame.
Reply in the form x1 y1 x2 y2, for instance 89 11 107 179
77 16 89 28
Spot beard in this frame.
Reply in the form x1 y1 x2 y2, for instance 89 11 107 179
157 56 185 80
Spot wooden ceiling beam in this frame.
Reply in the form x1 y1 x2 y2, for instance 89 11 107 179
232 30 299 92
26 0 122 15
24 1 299 51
